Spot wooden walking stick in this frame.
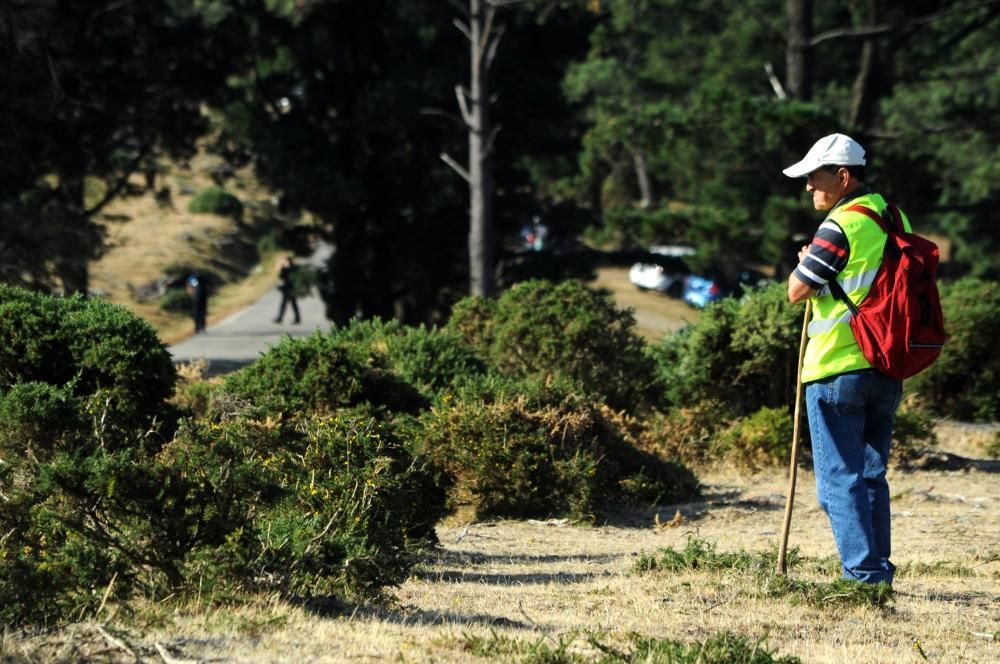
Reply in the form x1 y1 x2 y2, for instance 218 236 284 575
778 299 811 575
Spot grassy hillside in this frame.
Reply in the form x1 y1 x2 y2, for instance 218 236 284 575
89 150 306 344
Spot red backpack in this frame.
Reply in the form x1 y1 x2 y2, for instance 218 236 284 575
828 203 946 380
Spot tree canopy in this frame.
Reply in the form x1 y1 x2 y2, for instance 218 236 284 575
1 0 996 310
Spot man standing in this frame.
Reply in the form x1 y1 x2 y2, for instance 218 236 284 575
186 273 208 334
274 256 301 324
784 133 909 586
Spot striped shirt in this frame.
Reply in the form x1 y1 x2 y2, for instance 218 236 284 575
793 187 870 290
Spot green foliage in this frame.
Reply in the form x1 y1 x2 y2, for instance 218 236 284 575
325 318 487 400
910 278 1000 422
634 538 797 575
650 282 802 418
634 401 731 468
187 186 244 219
460 631 801 664
0 285 177 429
716 407 793 470
636 538 893 610
162 410 445 598
414 375 697 521
159 287 193 312
447 280 657 413
220 331 426 417
985 432 1000 460
891 402 938 466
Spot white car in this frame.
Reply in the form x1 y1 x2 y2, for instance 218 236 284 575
628 245 696 297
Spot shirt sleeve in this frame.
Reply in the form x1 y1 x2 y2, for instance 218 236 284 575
793 220 850 290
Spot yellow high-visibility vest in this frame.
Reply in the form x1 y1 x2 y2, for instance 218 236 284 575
802 192 912 383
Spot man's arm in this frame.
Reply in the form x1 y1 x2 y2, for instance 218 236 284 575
787 220 850 304
788 244 817 303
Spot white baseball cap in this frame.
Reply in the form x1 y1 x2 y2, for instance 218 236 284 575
782 133 866 178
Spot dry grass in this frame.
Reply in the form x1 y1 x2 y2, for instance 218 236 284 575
588 266 700 341
89 151 292 344
4 429 996 664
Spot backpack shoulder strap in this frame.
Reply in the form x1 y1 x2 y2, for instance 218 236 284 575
845 203 899 234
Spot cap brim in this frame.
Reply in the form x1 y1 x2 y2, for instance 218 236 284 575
782 159 817 178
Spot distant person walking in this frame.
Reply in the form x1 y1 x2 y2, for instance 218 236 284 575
274 256 301 324
186 273 208 334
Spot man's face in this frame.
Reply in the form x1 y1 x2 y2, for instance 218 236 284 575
805 167 847 211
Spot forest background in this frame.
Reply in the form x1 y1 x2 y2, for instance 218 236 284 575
2 0 997 320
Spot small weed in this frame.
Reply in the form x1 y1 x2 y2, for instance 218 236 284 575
459 631 801 663
637 538 892 610
761 577 894 609
634 538 799 575
461 630 581 663
896 560 976 578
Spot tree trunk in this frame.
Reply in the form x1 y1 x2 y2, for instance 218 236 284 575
632 149 655 209
785 0 812 100
849 0 880 130
467 0 495 297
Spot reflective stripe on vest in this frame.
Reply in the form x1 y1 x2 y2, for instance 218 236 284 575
800 192 911 383
808 266 881 335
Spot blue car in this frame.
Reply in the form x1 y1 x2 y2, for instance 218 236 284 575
683 269 771 308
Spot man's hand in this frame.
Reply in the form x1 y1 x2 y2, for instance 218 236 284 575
788 244 817 303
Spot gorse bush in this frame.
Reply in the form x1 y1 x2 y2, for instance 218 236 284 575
415 374 697 520
324 318 486 400
187 185 243 219
0 288 442 625
221 330 427 417
0 285 177 428
0 287 181 623
650 282 802 418
910 277 1000 422
716 406 793 470
447 280 657 413
162 408 445 598
891 401 938 466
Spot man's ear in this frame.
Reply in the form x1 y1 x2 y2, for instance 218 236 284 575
838 167 851 187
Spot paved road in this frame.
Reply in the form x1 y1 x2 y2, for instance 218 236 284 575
168 243 333 374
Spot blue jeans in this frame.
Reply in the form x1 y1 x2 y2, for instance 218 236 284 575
805 369 902 584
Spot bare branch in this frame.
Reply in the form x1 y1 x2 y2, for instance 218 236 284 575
482 124 502 159
809 0 1000 47
764 63 787 100
453 17 471 41
420 107 468 128
440 152 471 182
485 25 505 71
480 4 496 56
455 85 474 125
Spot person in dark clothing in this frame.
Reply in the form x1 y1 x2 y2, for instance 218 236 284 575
274 256 301 324
186 273 208 333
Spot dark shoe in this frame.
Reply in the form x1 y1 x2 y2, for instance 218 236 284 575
273 318 282 324
292 319 301 324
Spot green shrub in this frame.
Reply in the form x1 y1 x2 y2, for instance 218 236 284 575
163 409 445 597
0 285 177 429
0 286 181 624
910 277 1000 422
649 283 802 418
891 401 938 466
716 406 794 470
447 280 657 412
413 374 697 520
187 185 243 219
633 400 732 468
220 331 426 417
325 318 486 400
159 287 193 312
